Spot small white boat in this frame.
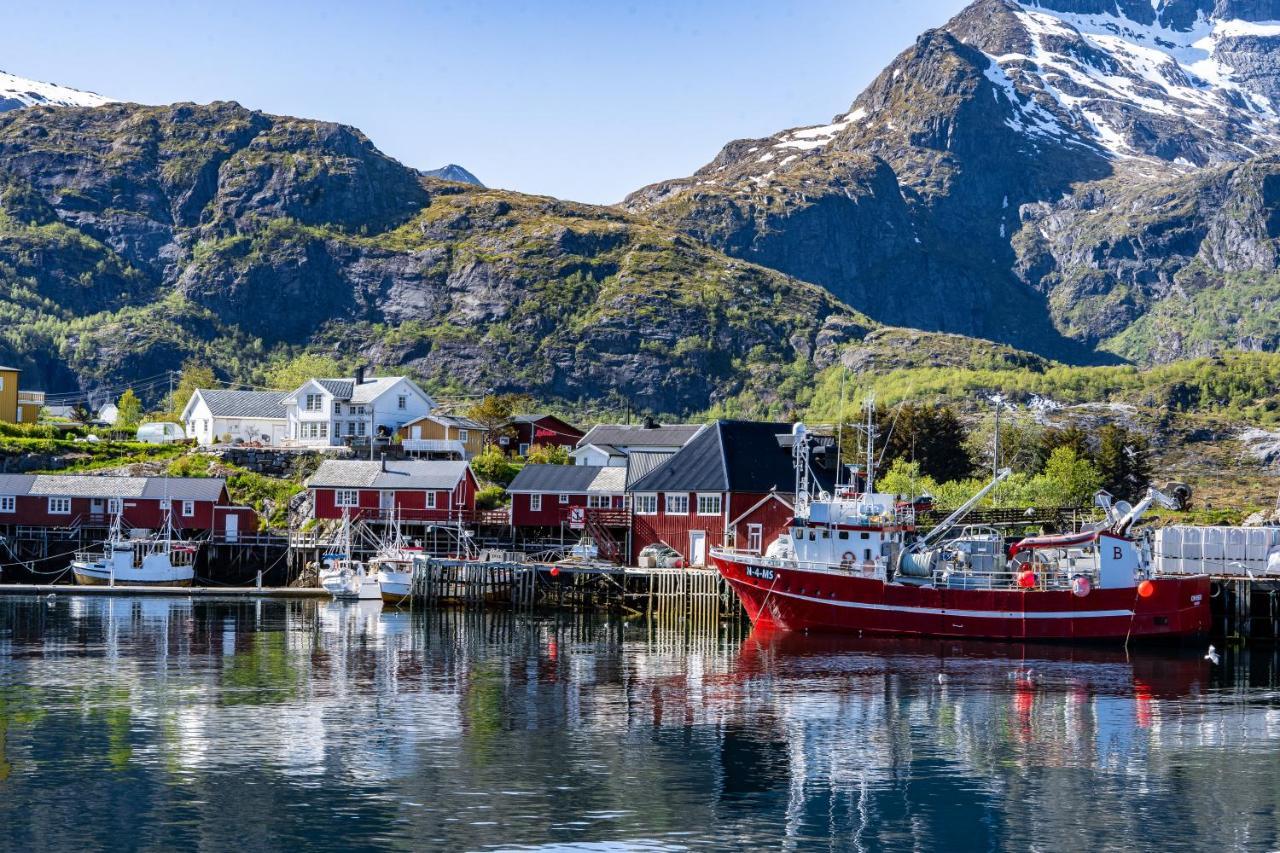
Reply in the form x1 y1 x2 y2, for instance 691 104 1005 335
369 512 420 606
318 509 381 601
71 511 198 587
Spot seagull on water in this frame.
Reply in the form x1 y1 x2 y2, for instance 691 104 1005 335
1205 645 1220 665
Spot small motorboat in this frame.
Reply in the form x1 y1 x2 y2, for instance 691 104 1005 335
71 509 197 587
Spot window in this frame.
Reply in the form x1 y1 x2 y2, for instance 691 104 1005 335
665 493 689 514
357 421 367 437
530 494 542 512
397 395 407 410
48 497 71 515
634 494 658 515
334 402 342 414
747 524 763 553
302 422 329 440
587 495 610 509
0 496 13 513
158 499 171 511
106 498 121 514
182 500 195 517
305 394 323 412
457 429 469 442
335 489 360 508
425 491 437 509
696 493 722 516
838 531 849 540
559 494 570 505
15 406 20 422
519 443 529 456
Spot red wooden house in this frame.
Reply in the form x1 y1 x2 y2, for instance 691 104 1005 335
306 459 478 523
0 474 257 538
505 414 584 457
626 421 834 566
506 465 627 526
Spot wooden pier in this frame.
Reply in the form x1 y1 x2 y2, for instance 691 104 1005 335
0 583 330 598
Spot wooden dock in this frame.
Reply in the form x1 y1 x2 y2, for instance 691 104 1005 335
0 583 331 598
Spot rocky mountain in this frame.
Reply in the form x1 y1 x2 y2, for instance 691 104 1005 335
625 0 1280 364
421 164 483 186
0 69 112 112
0 100 876 413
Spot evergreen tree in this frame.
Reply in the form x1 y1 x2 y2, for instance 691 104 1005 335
1095 424 1151 502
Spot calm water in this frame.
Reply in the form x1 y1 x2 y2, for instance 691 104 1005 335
0 597 1278 852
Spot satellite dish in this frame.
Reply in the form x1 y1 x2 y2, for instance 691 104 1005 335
1114 500 1133 517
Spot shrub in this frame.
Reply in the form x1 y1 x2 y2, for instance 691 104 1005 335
475 485 508 510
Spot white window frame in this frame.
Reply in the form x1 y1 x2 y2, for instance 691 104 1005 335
397 395 408 410
0 496 13 513
48 497 71 515
696 493 722 516
335 489 360 508
106 498 121 514
333 401 342 414
587 494 610 509
665 493 689 515
305 393 323 412
519 443 530 456
747 523 763 553
457 429 469 442
182 500 195 517
357 421 367 437
634 494 658 515
530 494 542 512
425 491 437 509
559 493 570 505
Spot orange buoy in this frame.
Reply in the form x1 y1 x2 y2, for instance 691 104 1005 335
1017 570 1036 589
549 566 561 578
1137 579 1155 598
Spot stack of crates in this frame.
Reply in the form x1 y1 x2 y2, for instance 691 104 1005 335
1153 526 1280 576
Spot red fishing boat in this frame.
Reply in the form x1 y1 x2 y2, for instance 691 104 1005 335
710 416 1210 643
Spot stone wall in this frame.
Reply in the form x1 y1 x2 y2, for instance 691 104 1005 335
198 446 352 479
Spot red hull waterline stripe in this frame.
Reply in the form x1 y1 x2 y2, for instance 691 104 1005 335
731 582 1134 620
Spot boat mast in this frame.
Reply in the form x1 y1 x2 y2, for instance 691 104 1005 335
863 395 876 496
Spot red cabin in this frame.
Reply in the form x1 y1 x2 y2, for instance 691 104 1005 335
505 414 583 457
506 464 627 527
306 459 478 523
627 421 835 567
0 473 257 537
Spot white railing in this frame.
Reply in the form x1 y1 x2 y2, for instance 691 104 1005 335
17 390 45 405
402 439 466 456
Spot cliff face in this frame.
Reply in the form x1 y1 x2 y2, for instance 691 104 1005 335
625 0 1280 365
0 101 872 413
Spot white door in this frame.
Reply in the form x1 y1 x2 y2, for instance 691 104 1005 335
224 513 239 543
271 424 286 446
380 491 395 515
411 425 422 439
689 531 707 566
90 499 105 518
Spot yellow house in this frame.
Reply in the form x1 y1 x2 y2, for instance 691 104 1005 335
0 366 43 424
397 413 487 459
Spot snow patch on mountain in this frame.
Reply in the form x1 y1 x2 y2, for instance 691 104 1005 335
773 107 868 152
985 4 1280 162
0 70 111 111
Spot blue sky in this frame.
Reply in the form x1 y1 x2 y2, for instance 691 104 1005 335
4 1 968 203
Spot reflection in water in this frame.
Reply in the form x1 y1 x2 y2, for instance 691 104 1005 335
0 596 1277 850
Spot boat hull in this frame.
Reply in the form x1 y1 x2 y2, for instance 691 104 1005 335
711 552 1211 642
375 571 412 606
72 569 194 587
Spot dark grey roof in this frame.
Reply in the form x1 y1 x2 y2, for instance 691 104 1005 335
625 450 674 488
306 460 469 490
577 423 702 450
316 379 355 399
197 389 288 419
428 413 484 430
0 474 226 500
628 421 819 494
506 465 626 494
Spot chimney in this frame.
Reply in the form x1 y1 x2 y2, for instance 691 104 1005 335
642 415 660 430
380 452 387 472
355 365 366 385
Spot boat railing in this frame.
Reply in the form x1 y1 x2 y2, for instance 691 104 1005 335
710 547 887 579
933 561 1098 591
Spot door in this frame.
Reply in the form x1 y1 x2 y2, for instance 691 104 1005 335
224 513 239 543
689 531 707 566
411 425 422 440
380 490 395 517
90 498 105 519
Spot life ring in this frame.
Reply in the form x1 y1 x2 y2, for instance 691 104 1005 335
841 551 855 565
1210 581 1222 599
